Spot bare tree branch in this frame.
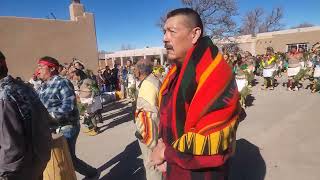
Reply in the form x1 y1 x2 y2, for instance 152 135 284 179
158 0 238 40
258 7 284 33
240 8 264 35
240 6 284 35
291 22 315 29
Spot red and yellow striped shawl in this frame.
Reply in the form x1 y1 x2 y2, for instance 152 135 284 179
159 37 240 156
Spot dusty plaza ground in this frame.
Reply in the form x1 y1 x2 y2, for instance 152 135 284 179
75 77 320 180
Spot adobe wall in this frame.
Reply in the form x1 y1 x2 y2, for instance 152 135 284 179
0 3 98 80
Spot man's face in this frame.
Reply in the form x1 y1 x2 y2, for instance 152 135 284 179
74 62 81 69
266 50 272 56
126 61 132 67
37 64 52 81
163 15 196 63
133 66 140 79
223 54 229 61
291 47 297 53
72 74 80 82
68 66 76 73
60 67 68 76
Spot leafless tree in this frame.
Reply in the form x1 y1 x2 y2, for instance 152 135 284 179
240 8 264 35
292 22 315 29
258 7 284 33
183 0 238 39
240 7 284 35
158 0 238 40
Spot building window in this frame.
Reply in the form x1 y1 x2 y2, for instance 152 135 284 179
287 43 309 52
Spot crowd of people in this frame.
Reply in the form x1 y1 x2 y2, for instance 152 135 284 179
0 6 319 180
0 46 171 179
223 42 320 108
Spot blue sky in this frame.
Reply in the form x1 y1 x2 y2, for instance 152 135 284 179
1 0 320 51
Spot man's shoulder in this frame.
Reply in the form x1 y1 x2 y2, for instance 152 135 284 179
51 76 73 87
54 75 70 83
145 74 161 89
139 74 161 97
0 76 36 100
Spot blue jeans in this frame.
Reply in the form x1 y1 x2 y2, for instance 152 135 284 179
60 124 97 177
102 84 112 92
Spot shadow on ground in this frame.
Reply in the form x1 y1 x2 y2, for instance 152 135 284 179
102 100 131 115
98 140 146 180
245 94 256 108
229 139 266 180
98 100 134 132
99 112 133 133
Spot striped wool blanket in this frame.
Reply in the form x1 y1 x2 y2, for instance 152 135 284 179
159 36 240 156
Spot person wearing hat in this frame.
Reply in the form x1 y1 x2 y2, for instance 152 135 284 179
0 51 52 180
36 56 99 178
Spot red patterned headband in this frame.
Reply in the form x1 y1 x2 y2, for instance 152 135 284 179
38 60 59 68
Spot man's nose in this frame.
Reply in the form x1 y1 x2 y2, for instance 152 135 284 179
163 32 169 43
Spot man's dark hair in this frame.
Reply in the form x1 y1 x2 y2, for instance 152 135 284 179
136 58 153 76
166 8 203 37
0 51 8 77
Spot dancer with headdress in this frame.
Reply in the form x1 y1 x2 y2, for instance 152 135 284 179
234 61 250 108
243 51 255 87
310 42 320 93
261 47 277 90
286 46 303 91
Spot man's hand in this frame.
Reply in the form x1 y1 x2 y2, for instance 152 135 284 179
149 139 166 167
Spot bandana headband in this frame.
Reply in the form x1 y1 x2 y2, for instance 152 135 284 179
38 60 59 68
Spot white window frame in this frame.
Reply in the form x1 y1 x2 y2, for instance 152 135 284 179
286 43 309 52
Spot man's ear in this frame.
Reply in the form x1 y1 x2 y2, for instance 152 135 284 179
191 27 202 45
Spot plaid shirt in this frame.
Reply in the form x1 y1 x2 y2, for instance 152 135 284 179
37 75 79 124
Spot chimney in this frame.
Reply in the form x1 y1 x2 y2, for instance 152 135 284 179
69 0 85 21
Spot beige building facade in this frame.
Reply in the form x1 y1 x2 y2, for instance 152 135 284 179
0 1 98 79
99 47 167 68
216 26 320 55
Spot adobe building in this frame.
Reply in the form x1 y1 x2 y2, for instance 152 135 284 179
99 47 168 68
215 26 320 55
0 0 99 79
